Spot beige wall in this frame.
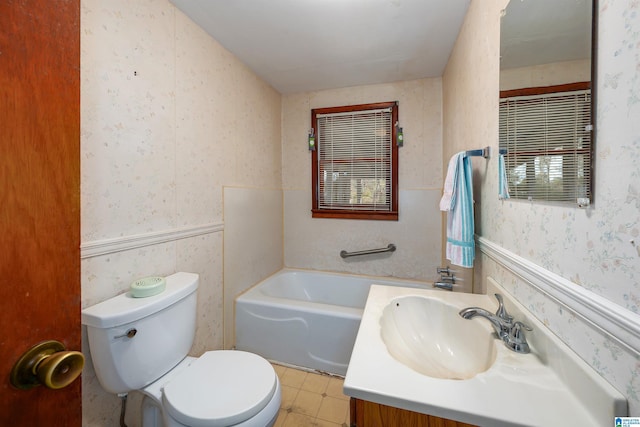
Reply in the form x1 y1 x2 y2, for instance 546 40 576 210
281 79 444 281
500 59 591 91
447 0 640 416
80 0 640 422
480 1 640 415
442 0 509 292
80 0 281 425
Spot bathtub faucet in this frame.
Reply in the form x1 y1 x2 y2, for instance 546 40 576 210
459 293 532 354
433 267 455 291
433 277 454 291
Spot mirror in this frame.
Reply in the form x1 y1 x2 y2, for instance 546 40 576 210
500 0 593 91
499 0 596 203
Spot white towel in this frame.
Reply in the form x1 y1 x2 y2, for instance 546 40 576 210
439 152 460 211
440 152 475 268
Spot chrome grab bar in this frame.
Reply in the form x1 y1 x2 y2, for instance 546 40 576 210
340 243 396 259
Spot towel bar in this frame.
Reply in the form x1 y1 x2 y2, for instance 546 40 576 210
465 146 508 159
340 244 396 259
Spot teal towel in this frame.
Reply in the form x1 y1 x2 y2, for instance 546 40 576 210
440 152 475 268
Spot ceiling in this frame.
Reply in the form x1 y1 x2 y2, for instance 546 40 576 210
169 0 471 94
500 0 592 70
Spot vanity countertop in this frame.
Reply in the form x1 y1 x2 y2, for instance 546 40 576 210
343 280 626 427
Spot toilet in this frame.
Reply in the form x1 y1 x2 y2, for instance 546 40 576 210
81 272 281 427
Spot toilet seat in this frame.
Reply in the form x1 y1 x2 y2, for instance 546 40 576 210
162 350 277 427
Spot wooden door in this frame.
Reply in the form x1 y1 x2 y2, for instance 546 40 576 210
0 0 81 425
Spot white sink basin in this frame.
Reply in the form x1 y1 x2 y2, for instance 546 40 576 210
380 296 496 380
344 284 627 426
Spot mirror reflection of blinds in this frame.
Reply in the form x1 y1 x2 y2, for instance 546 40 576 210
499 89 591 203
317 109 392 211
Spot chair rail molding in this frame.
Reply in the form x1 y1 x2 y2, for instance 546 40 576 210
81 222 224 259
477 236 640 355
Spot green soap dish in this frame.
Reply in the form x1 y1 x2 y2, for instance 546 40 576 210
130 276 166 298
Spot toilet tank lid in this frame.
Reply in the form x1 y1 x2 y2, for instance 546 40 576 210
81 272 199 329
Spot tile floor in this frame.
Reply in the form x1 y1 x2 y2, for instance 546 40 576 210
272 364 351 427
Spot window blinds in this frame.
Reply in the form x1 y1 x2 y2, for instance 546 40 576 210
499 90 592 203
316 108 392 211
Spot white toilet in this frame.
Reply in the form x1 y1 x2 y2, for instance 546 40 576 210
81 272 281 427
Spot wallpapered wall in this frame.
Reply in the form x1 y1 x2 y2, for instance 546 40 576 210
281 80 445 284
500 59 591 91
442 0 506 291
80 0 282 425
447 0 640 416
485 0 640 313
78 0 640 423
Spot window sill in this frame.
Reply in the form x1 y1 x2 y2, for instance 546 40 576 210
311 209 398 221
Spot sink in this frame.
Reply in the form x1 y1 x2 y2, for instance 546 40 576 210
345 284 627 426
380 296 496 380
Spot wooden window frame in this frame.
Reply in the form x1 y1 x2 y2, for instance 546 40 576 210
499 81 590 99
311 101 399 220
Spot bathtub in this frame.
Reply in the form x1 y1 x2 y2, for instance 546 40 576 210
235 268 431 376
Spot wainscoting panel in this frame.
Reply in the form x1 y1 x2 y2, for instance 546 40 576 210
477 236 640 355
81 222 224 259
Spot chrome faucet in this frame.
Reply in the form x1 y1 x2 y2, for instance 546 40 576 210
433 274 455 291
436 266 451 275
433 266 455 291
459 293 532 353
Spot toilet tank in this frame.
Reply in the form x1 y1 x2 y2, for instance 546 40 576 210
81 272 198 394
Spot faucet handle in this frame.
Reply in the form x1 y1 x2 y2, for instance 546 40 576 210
493 293 513 322
505 321 532 354
510 321 532 337
437 266 451 275
439 274 455 283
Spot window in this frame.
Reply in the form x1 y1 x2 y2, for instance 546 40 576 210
499 83 592 204
311 102 399 220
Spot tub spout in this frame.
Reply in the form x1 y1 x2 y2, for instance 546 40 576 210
433 281 453 291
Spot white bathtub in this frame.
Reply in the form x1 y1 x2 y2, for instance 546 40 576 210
235 268 431 376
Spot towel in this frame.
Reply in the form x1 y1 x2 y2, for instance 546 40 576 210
439 152 459 211
498 154 510 200
440 152 475 268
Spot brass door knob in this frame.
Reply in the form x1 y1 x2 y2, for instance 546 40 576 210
10 340 85 390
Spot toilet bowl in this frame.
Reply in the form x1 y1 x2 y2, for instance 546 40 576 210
81 272 281 427
141 353 281 427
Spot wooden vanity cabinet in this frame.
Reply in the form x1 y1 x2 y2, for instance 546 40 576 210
350 398 478 427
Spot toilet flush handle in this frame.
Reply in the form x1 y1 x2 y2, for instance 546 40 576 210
114 328 138 339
